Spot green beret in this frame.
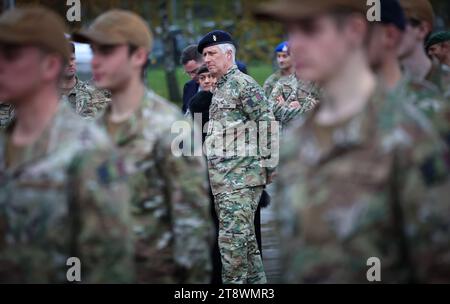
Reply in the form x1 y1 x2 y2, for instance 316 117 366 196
426 31 450 51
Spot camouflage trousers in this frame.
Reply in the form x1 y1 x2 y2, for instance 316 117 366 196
214 186 267 284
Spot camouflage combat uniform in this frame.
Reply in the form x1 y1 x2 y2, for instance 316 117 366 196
269 73 320 127
98 89 212 284
398 75 450 147
62 77 110 119
205 65 277 284
425 60 450 99
0 102 14 129
0 102 133 283
275 86 450 283
263 70 287 98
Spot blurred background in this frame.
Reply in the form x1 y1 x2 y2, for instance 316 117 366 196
1 0 449 107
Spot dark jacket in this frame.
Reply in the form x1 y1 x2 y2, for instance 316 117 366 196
182 80 200 114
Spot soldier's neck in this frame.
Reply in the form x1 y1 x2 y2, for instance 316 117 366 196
281 66 294 77
60 76 77 91
400 44 432 81
10 86 60 146
316 50 376 126
109 76 145 123
443 54 450 68
378 55 403 90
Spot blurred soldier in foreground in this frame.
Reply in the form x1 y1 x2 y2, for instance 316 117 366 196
263 41 294 97
73 10 212 284
199 30 277 284
0 102 14 129
0 6 133 283
256 0 450 283
60 42 110 118
398 0 450 97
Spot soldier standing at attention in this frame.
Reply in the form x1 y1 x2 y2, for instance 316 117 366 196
255 0 450 283
367 0 449 140
73 10 213 284
199 30 277 284
398 0 450 97
0 6 133 283
60 42 110 118
269 71 321 127
263 41 294 97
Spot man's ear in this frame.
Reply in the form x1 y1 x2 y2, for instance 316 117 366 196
131 47 148 68
41 53 63 83
346 14 369 49
418 21 432 40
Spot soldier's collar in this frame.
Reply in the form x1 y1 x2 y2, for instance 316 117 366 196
216 65 239 87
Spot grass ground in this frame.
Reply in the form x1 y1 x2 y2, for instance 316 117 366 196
146 64 274 107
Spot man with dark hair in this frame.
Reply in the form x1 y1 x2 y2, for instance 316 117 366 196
263 41 293 97
73 9 212 284
60 42 110 118
180 44 204 114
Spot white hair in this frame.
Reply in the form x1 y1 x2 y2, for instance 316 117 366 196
218 43 236 64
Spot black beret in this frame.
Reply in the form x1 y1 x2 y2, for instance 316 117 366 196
197 30 234 54
380 0 406 31
426 31 450 51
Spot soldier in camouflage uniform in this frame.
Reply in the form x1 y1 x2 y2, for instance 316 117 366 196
73 10 213 284
198 30 278 284
263 41 294 97
256 0 450 283
0 102 14 129
269 73 320 127
398 0 450 98
0 6 133 283
60 43 110 118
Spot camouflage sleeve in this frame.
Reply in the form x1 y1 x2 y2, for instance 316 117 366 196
91 88 111 116
241 79 279 175
391 111 450 282
263 76 274 98
68 149 134 283
155 128 213 283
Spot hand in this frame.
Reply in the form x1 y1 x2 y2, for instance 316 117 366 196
267 171 278 184
276 95 285 105
289 101 301 109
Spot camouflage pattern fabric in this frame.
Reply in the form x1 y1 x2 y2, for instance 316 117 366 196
269 74 320 127
275 85 450 283
62 77 110 119
0 103 14 129
0 102 134 283
98 89 213 284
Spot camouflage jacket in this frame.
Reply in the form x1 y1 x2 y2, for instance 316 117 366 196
98 89 212 284
0 103 14 129
275 86 450 283
0 103 133 283
425 60 450 99
269 74 320 127
205 65 278 195
62 77 110 119
263 70 285 98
